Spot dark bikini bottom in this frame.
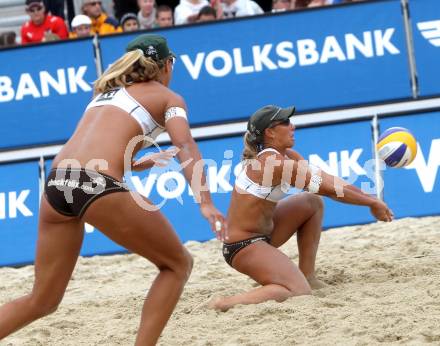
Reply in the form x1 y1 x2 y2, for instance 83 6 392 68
222 235 271 267
44 168 129 218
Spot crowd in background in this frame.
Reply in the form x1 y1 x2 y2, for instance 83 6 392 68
0 0 366 47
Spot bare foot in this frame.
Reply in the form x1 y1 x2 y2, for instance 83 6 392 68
207 296 230 312
306 276 328 290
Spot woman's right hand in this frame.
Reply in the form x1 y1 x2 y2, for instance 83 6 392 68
200 202 228 241
131 147 179 171
370 200 394 222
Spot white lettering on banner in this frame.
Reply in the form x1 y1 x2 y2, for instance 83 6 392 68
276 41 296 68
340 149 366 177
405 139 440 193
9 191 33 218
233 48 254 74
180 53 205 80
297 39 319 66
309 152 339 176
374 28 400 56
127 149 371 201
205 50 233 77
123 143 440 203
156 171 186 199
40 69 67 97
208 164 233 193
0 76 14 102
0 190 33 220
346 32 374 60
180 29 401 80
320 36 346 63
0 66 92 103
131 174 157 197
15 73 41 100
67 67 92 93
252 44 277 71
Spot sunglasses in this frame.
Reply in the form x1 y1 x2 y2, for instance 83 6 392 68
26 5 43 13
269 118 291 128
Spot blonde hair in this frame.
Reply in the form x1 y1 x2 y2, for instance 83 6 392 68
94 50 164 94
241 131 260 161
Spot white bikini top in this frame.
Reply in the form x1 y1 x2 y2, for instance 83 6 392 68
235 148 291 203
85 87 165 148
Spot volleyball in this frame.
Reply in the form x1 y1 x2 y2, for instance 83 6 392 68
376 127 418 168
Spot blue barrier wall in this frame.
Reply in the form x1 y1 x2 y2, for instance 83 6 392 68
0 38 96 149
381 111 440 217
100 0 411 125
0 0 438 150
409 0 440 97
0 1 439 266
2 111 439 266
0 161 40 266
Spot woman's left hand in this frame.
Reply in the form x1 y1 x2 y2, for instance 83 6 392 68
200 202 228 242
132 147 179 171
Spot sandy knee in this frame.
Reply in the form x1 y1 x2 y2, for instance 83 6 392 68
287 280 312 296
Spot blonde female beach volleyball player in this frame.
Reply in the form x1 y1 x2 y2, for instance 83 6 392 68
209 105 393 311
0 34 226 345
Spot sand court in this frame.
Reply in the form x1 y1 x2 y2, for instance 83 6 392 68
1 216 440 345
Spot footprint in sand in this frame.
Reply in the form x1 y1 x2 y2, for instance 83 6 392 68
27 327 51 338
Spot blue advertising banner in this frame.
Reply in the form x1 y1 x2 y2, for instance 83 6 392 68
0 39 96 149
410 0 440 97
100 0 411 126
3 113 439 266
380 111 440 218
0 161 40 266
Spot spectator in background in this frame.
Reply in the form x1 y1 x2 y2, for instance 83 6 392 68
21 0 68 44
220 0 263 19
43 0 65 18
137 0 156 29
69 14 92 38
197 6 217 22
82 0 122 35
121 12 140 31
293 0 309 7
154 5 174 28
293 0 334 7
308 0 328 7
0 31 17 47
272 0 291 11
174 0 209 25
113 0 138 20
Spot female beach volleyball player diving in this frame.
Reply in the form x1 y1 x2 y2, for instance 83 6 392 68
209 105 393 311
0 34 226 345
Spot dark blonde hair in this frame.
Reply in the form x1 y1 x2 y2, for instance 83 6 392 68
94 49 165 94
241 131 260 161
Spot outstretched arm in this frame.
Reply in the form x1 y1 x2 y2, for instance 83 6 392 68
164 95 228 239
271 155 393 222
311 168 393 221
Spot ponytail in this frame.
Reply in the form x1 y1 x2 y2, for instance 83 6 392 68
94 49 164 94
241 131 260 161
